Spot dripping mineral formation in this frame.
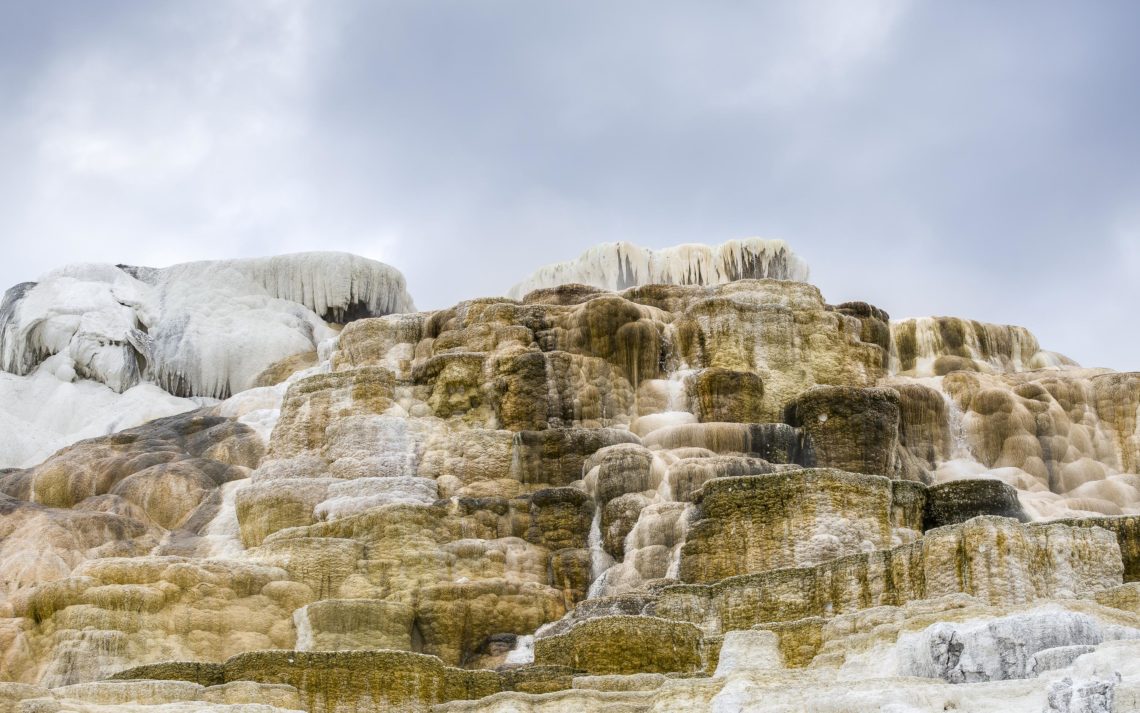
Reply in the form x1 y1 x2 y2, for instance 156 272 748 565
0 237 1138 713
0 253 414 469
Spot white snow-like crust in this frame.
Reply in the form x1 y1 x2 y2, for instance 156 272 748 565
0 252 414 468
708 607 1140 713
507 238 810 298
0 355 206 468
221 252 415 322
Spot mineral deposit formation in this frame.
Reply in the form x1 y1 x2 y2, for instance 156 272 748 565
1 238 1138 713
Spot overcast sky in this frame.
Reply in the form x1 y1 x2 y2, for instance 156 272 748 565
1 1 1137 369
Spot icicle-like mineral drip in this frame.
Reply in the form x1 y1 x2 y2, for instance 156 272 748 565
913 318 942 376
665 503 694 580
942 390 973 461
38 629 129 688
226 252 416 321
507 238 809 298
586 506 614 599
504 635 535 665
586 448 691 598
292 606 315 651
889 317 1055 377
202 480 247 559
1 253 414 401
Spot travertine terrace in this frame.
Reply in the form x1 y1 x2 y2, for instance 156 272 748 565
1 239 1138 713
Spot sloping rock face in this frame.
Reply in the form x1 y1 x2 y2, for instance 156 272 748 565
1 240 1139 713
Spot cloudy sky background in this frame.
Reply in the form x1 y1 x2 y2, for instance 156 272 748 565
1 1 1137 368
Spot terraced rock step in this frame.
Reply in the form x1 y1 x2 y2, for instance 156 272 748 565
532 616 706 675
658 517 1122 633
678 468 895 582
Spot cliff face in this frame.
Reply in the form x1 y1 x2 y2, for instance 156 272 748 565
0 239 1138 713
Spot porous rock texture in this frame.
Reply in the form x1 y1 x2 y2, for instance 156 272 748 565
1 238 1139 713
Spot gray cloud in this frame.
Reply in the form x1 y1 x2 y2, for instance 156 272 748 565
0 0 1137 368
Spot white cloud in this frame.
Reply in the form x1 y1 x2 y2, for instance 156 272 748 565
1 0 323 278
750 0 911 109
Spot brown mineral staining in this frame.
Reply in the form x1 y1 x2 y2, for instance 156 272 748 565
533 616 704 675
686 367 766 424
679 469 894 583
785 386 901 478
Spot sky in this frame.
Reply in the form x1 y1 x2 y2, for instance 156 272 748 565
0 1 1138 369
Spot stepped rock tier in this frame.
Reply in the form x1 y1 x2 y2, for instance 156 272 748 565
1 238 1138 713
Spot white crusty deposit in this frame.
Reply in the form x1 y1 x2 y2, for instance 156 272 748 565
0 252 413 468
507 238 810 298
